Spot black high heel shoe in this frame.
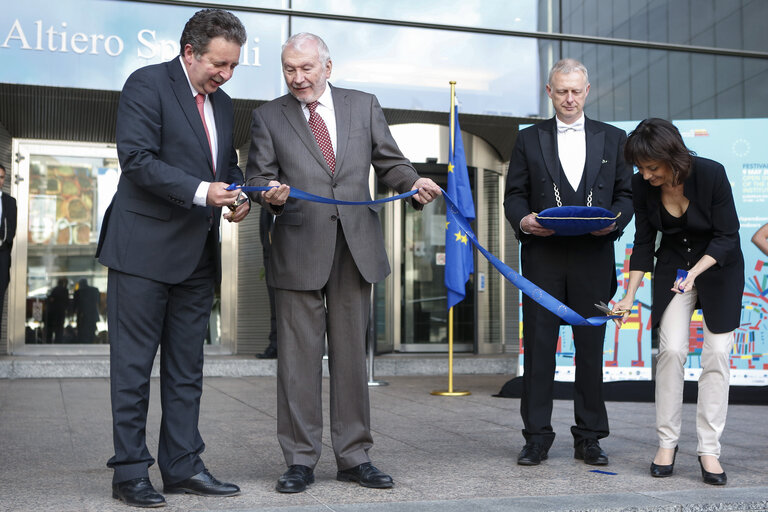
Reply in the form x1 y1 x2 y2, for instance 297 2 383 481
698 456 727 485
650 446 677 477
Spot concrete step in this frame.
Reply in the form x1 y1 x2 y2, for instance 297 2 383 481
0 353 518 379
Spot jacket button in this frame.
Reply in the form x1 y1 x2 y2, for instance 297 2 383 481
333 183 338 188
687 248 691 252
330 215 338 221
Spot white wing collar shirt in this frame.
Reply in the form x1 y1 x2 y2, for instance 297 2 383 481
556 114 586 191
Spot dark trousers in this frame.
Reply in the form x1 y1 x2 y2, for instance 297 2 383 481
519 236 614 448
107 249 214 485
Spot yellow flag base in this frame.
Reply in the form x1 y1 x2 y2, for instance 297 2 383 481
430 306 471 397
431 390 471 396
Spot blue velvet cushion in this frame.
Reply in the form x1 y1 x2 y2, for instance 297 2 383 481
535 206 620 236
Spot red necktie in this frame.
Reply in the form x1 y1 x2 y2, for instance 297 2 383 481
307 101 335 173
195 93 215 175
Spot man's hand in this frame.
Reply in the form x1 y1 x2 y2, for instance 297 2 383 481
411 177 442 204
207 182 241 207
520 213 555 237
224 196 250 223
262 180 290 206
591 222 617 236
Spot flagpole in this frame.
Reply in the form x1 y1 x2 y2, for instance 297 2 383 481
432 81 470 397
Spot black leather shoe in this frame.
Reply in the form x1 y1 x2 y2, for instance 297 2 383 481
276 465 314 493
164 469 240 496
574 439 609 465
256 345 277 359
650 446 678 477
698 456 727 485
337 462 393 488
112 477 166 508
517 442 548 466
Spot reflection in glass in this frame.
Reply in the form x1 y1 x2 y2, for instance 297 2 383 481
26 155 111 344
401 164 473 350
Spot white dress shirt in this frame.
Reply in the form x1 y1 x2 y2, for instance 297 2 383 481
179 56 218 207
556 114 586 191
301 85 337 156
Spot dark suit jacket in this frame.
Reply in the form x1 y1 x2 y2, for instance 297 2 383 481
246 85 421 290
97 58 243 284
503 116 633 299
629 156 744 333
0 193 17 253
504 116 634 243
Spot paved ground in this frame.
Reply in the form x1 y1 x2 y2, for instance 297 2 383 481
1 374 766 511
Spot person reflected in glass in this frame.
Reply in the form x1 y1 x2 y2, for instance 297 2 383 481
46 278 69 343
0 163 17 323
73 278 100 344
751 223 768 257
614 118 743 486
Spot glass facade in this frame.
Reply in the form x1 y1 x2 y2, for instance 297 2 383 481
1 0 767 356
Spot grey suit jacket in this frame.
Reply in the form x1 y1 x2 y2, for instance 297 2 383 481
97 58 244 284
246 85 420 290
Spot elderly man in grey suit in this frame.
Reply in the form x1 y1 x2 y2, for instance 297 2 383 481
246 32 441 493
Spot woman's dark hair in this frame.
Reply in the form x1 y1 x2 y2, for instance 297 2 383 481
624 118 694 184
179 9 247 57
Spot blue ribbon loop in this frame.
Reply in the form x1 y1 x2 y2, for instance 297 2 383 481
230 183 615 326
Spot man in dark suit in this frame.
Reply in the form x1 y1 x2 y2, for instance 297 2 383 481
246 33 441 494
97 9 250 508
0 164 17 323
504 59 633 467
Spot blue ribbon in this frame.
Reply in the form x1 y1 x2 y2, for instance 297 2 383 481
227 184 417 205
231 183 615 326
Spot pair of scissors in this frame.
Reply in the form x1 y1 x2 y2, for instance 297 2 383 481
594 301 630 316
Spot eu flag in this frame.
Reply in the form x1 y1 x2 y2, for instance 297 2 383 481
445 105 475 310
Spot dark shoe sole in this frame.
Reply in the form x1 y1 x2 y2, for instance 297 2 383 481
276 475 314 493
164 487 240 497
517 454 548 466
112 493 166 508
336 474 394 488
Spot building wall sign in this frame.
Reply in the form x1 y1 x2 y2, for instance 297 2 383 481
1 0 286 100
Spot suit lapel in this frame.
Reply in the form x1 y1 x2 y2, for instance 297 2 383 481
168 59 214 176
281 95 333 177
332 85 349 177
537 118 560 185
584 117 605 194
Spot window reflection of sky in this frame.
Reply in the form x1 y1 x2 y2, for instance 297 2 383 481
3 0 541 116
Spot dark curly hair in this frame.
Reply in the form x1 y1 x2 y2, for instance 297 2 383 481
624 118 694 185
179 9 247 57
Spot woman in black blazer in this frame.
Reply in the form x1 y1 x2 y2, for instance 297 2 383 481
614 118 743 486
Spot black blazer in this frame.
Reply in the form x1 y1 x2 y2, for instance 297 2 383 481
504 116 634 244
629 156 744 333
0 193 17 252
97 58 244 284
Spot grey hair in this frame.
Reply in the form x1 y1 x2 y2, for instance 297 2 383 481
282 33 331 65
547 58 589 86
179 8 247 57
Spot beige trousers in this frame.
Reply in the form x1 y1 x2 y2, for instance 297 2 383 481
656 287 733 457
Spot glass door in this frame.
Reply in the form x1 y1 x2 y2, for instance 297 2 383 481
399 163 475 352
10 140 234 355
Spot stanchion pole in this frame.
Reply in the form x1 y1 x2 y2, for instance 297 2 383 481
431 80 470 397
367 285 388 387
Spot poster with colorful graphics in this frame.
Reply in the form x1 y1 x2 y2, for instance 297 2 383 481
518 119 768 386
